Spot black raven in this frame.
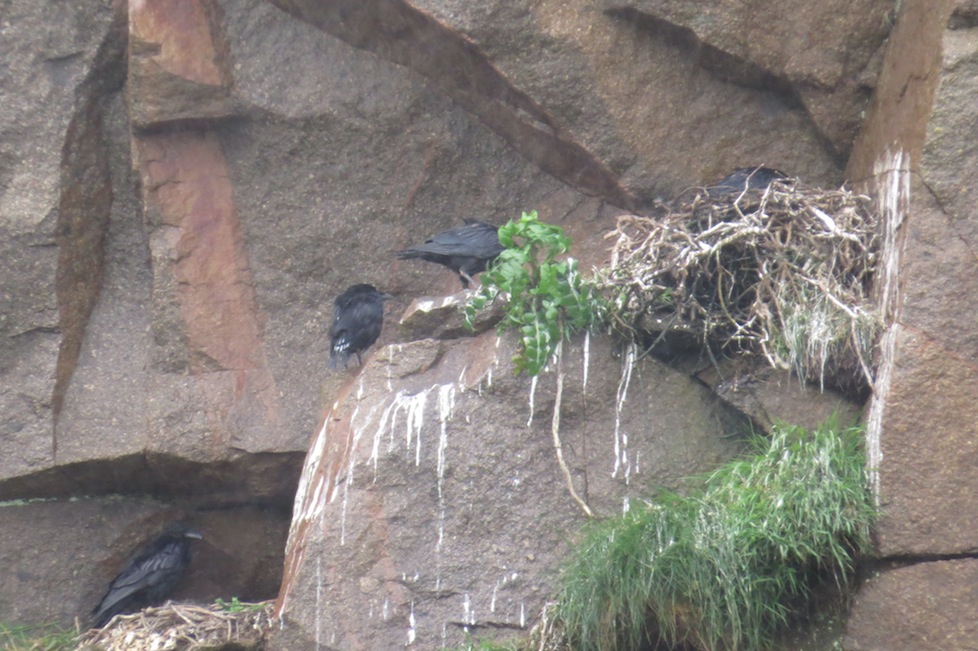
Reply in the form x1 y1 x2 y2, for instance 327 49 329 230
708 166 788 196
396 219 505 289
328 283 392 369
91 523 202 628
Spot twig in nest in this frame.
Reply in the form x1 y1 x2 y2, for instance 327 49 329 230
601 179 881 393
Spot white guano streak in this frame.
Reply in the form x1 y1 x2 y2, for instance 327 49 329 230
293 415 330 528
866 148 910 503
435 383 456 553
527 375 538 427
340 390 383 545
407 601 416 645
613 343 636 478
582 330 591 395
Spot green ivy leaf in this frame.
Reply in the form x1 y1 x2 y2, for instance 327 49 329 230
465 210 609 375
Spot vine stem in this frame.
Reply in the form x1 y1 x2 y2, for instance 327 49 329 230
552 341 594 518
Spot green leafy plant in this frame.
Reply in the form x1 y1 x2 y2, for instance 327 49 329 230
466 211 607 375
555 418 876 651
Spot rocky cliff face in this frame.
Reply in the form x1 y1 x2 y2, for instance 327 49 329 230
0 0 974 649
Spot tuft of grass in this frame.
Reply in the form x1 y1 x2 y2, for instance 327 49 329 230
214 597 266 613
0 622 79 651
555 418 876 651
441 634 525 651
771 284 879 393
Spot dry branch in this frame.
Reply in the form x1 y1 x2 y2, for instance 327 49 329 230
601 178 880 393
76 601 273 651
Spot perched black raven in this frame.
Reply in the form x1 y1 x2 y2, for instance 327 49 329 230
328 283 393 369
91 523 202 628
708 166 788 196
396 219 505 289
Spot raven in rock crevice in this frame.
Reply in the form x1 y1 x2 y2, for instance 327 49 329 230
396 219 505 289
328 283 393 369
91 523 202 628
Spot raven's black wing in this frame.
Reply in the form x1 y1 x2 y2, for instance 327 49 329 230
708 167 787 196
397 222 503 260
91 538 190 627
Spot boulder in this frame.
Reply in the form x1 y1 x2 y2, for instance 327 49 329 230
844 559 978 651
271 326 747 650
267 0 851 205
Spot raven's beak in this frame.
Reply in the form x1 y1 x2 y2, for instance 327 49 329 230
380 293 395 301
183 530 204 540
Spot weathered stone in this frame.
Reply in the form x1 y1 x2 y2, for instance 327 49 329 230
0 0 121 481
127 0 242 129
872 325 978 555
949 0 978 29
267 0 844 206
397 292 503 342
264 0 640 208
271 331 746 650
832 0 978 644
697 360 863 433
602 0 894 155
847 1 954 183
844 559 978 651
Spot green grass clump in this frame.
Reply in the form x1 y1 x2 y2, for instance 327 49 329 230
0 622 79 651
214 596 267 613
442 638 523 651
556 419 875 651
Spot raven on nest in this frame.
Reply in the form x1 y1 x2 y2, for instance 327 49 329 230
328 283 393 369
396 219 505 289
707 166 788 196
91 523 202 628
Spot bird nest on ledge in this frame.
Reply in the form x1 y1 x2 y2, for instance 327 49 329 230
76 601 274 651
600 176 881 397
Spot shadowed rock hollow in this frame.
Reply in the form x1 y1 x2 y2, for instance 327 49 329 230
1 0 976 649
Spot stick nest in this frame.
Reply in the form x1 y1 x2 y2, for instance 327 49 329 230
75 601 274 651
601 177 880 393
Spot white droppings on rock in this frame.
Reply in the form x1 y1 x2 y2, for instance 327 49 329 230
527 375 538 427
613 343 636 478
292 417 331 536
435 383 456 554
463 593 475 627
582 330 591 395
866 147 910 503
407 601 416 645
